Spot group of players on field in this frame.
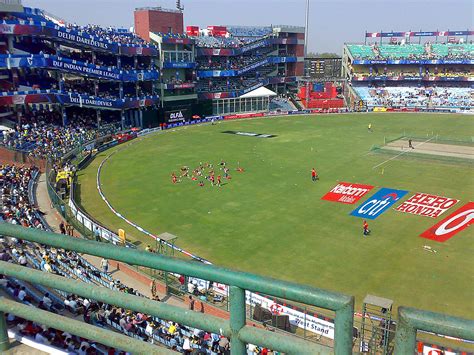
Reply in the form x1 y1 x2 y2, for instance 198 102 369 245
171 161 245 187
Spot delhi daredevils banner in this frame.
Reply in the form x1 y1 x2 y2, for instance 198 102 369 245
395 193 459 218
420 202 474 242
0 21 158 56
321 182 374 204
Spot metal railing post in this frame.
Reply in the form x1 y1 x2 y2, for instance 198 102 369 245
0 311 9 352
394 308 416 354
229 286 246 354
334 296 355 355
394 307 474 355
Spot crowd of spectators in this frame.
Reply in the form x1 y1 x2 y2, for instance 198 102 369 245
0 165 44 229
1 109 118 159
64 23 148 46
195 35 264 49
57 49 155 71
350 65 472 79
0 171 237 354
196 77 261 93
355 85 473 108
226 26 273 38
0 161 282 354
197 49 272 70
349 42 474 61
2 13 150 47
0 166 125 354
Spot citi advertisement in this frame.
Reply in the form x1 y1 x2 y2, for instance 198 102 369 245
420 202 474 242
395 193 459 218
350 188 408 220
321 182 374 204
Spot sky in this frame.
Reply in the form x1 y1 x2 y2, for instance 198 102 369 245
24 0 473 54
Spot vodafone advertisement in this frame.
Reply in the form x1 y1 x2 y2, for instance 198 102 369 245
423 345 457 355
395 193 459 218
420 202 474 242
321 182 374 204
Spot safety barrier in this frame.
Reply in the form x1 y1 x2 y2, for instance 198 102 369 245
0 224 349 354
394 307 474 354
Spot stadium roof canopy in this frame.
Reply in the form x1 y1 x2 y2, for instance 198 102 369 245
239 86 277 98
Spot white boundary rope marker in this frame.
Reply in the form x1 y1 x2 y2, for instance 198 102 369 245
372 135 437 170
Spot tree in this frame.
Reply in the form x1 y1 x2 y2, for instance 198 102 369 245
306 52 340 58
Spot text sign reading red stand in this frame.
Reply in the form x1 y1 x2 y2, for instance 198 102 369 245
420 202 474 242
395 193 459 218
321 182 374 204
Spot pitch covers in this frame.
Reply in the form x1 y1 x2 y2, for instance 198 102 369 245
321 182 374 204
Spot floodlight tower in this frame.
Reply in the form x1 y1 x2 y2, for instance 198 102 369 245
304 0 310 77
176 0 184 12
304 0 310 58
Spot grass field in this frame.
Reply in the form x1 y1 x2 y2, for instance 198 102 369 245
76 113 474 317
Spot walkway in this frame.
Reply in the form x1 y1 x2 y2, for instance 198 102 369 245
35 173 166 300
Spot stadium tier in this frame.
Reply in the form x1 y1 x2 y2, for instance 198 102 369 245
343 31 473 109
0 5 305 128
0 2 473 354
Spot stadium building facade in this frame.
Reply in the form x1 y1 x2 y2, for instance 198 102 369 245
342 30 473 110
0 3 306 132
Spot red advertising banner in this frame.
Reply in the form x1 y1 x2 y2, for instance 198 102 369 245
321 182 374 204
420 202 474 242
395 193 459 218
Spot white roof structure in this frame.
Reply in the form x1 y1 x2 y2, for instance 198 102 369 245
239 86 277 98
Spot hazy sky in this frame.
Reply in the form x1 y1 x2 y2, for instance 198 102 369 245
24 0 473 54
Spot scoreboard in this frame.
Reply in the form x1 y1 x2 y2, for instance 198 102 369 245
305 57 342 79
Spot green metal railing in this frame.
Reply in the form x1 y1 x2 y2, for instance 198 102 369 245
2 224 473 354
0 224 350 354
394 307 474 355
0 297 172 354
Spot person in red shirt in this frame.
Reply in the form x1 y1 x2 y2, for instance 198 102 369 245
217 175 221 187
363 220 370 236
171 173 177 184
311 168 318 182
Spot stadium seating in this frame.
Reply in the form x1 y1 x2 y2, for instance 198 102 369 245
269 97 296 111
0 163 236 353
347 43 474 60
227 26 273 38
354 85 473 108
0 109 119 159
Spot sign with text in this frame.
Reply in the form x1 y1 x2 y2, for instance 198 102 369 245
420 202 474 242
351 188 408 220
321 182 374 204
395 193 459 218
165 109 190 123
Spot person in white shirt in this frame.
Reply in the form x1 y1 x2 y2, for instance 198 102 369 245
18 287 27 301
182 336 191 353
42 293 52 308
100 258 109 273
34 332 49 345
82 298 90 309
18 254 27 266
145 321 155 336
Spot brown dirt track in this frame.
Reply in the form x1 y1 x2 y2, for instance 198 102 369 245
383 139 474 160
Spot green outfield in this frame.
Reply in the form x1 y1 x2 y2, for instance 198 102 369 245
76 113 474 317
